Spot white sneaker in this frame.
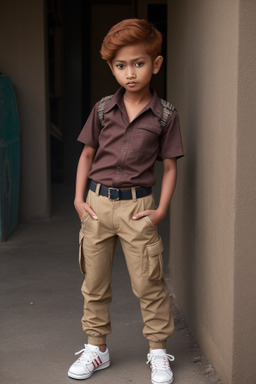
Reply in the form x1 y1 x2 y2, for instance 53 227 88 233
147 349 175 384
68 344 110 380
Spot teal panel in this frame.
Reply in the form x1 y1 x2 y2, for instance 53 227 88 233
0 75 20 241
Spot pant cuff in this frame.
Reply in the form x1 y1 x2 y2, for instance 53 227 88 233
149 340 167 349
88 335 107 346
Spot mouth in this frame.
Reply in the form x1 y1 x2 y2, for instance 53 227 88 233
126 82 137 86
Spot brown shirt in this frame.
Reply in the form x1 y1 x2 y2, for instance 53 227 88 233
78 87 184 187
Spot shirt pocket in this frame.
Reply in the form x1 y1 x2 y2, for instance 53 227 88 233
131 124 161 154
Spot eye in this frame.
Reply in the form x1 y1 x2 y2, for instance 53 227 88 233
116 64 125 70
135 61 143 68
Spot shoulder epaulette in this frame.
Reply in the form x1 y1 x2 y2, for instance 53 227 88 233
98 95 113 128
159 98 175 128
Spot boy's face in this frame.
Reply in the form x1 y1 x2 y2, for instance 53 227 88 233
108 43 163 95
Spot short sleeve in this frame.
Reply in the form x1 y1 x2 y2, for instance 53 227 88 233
77 101 102 148
159 109 184 160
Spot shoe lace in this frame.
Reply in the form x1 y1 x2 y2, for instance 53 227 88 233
74 345 96 364
146 352 175 371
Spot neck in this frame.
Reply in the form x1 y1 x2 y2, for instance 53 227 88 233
124 88 152 105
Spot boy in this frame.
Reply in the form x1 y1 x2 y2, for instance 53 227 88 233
68 19 184 384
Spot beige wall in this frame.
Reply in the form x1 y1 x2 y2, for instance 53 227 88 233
0 0 50 220
167 1 256 383
233 2 256 382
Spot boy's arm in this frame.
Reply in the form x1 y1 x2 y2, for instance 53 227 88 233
132 158 177 226
74 145 98 220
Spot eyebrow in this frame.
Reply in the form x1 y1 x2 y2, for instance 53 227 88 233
113 56 146 63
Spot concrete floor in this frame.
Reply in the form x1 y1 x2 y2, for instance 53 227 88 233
0 184 222 384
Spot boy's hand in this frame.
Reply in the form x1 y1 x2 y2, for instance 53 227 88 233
132 209 164 226
74 199 98 221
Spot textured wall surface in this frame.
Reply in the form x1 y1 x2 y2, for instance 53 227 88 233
232 1 256 382
167 1 256 383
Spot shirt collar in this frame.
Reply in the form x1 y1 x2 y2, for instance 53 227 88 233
104 87 162 118
147 89 163 118
104 87 125 113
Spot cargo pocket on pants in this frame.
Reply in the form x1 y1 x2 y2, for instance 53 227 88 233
79 229 86 274
145 237 164 280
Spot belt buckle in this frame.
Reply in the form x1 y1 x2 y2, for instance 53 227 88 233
108 187 120 200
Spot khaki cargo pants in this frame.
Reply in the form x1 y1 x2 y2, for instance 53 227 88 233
79 186 174 349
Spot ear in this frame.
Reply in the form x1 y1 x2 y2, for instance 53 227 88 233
153 55 163 75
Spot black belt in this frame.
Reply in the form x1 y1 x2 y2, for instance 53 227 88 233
89 181 152 200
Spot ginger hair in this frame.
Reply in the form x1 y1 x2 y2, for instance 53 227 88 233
100 18 162 62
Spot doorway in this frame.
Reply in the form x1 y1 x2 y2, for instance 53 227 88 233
47 0 168 185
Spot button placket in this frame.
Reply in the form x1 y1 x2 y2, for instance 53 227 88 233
114 120 134 185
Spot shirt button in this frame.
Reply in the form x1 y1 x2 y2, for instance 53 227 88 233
122 147 127 152
156 110 161 115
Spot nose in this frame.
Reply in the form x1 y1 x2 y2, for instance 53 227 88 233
126 66 136 79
